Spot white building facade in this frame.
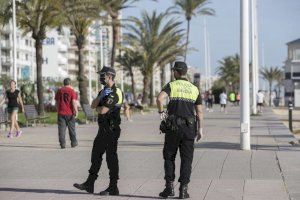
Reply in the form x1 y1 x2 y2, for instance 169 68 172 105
0 22 36 82
284 38 300 106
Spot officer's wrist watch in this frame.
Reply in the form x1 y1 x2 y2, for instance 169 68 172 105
158 110 164 114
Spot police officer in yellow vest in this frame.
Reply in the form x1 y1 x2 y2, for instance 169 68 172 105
157 61 203 199
74 66 123 196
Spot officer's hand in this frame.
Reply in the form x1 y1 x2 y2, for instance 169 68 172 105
74 111 78 118
159 111 168 120
196 128 203 142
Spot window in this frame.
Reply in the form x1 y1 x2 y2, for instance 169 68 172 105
17 52 19 59
25 54 28 61
294 49 300 60
285 92 293 97
293 72 300 77
25 39 29 46
285 73 291 79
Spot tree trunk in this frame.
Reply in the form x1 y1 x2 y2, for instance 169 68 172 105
35 38 44 115
77 44 89 107
184 19 190 62
150 74 154 106
142 74 150 105
129 69 136 101
161 65 165 89
111 16 118 68
170 63 174 81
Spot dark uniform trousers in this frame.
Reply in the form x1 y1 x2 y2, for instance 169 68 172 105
163 123 195 185
89 120 121 184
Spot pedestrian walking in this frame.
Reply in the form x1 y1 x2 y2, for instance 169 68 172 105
157 61 204 199
0 80 24 138
74 66 123 196
257 90 265 113
229 91 236 106
207 90 214 112
236 92 240 106
219 90 227 113
55 78 78 149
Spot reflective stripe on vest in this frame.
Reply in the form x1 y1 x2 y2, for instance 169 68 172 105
169 80 199 102
116 88 123 106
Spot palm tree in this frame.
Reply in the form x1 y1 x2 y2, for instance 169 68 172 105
116 47 143 100
217 54 240 91
275 70 284 99
173 0 215 61
100 0 137 68
57 0 101 106
125 11 184 105
260 66 281 106
0 0 61 115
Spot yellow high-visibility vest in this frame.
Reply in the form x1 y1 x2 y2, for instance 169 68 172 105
169 80 199 102
116 88 123 106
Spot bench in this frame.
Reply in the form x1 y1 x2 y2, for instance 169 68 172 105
82 104 97 123
0 108 9 130
24 105 49 127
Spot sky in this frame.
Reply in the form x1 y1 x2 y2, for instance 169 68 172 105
123 0 300 80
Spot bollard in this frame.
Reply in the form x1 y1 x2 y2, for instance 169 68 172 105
288 100 293 132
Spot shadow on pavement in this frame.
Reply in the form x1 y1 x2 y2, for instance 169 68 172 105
118 194 166 199
0 187 89 195
195 142 300 151
0 144 59 149
251 134 294 138
195 142 240 150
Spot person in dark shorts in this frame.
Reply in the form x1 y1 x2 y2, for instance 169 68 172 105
55 78 78 149
0 80 24 138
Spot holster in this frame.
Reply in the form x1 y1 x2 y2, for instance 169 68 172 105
160 115 196 134
160 115 178 133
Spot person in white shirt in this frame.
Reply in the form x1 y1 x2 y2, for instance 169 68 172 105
256 90 265 113
219 91 227 113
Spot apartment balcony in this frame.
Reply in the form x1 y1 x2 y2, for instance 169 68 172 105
68 53 77 60
58 42 68 52
0 41 11 50
1 26 11 34
58 54 68 65
1 57 11 66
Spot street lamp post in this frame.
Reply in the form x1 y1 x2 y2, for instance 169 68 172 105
88 29 92 103
99 26 104 90
240 0 251 150
12 0 17 85
204 19 208 91
251 0 259 115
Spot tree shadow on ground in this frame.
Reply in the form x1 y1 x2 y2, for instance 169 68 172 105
195 141 300 151
0 188 172 199
0 187 88 195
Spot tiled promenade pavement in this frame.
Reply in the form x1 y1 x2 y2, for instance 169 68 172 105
0 107 300 200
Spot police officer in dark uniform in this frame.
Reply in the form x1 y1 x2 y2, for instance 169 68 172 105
156 61 203 199
74 66 123 196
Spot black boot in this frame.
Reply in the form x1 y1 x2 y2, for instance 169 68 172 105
179 184 190 199
73 174 97 194
99 182 119 196
159 181 175 198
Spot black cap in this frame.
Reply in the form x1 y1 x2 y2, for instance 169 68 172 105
172 61 188 75
97 66 116 77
